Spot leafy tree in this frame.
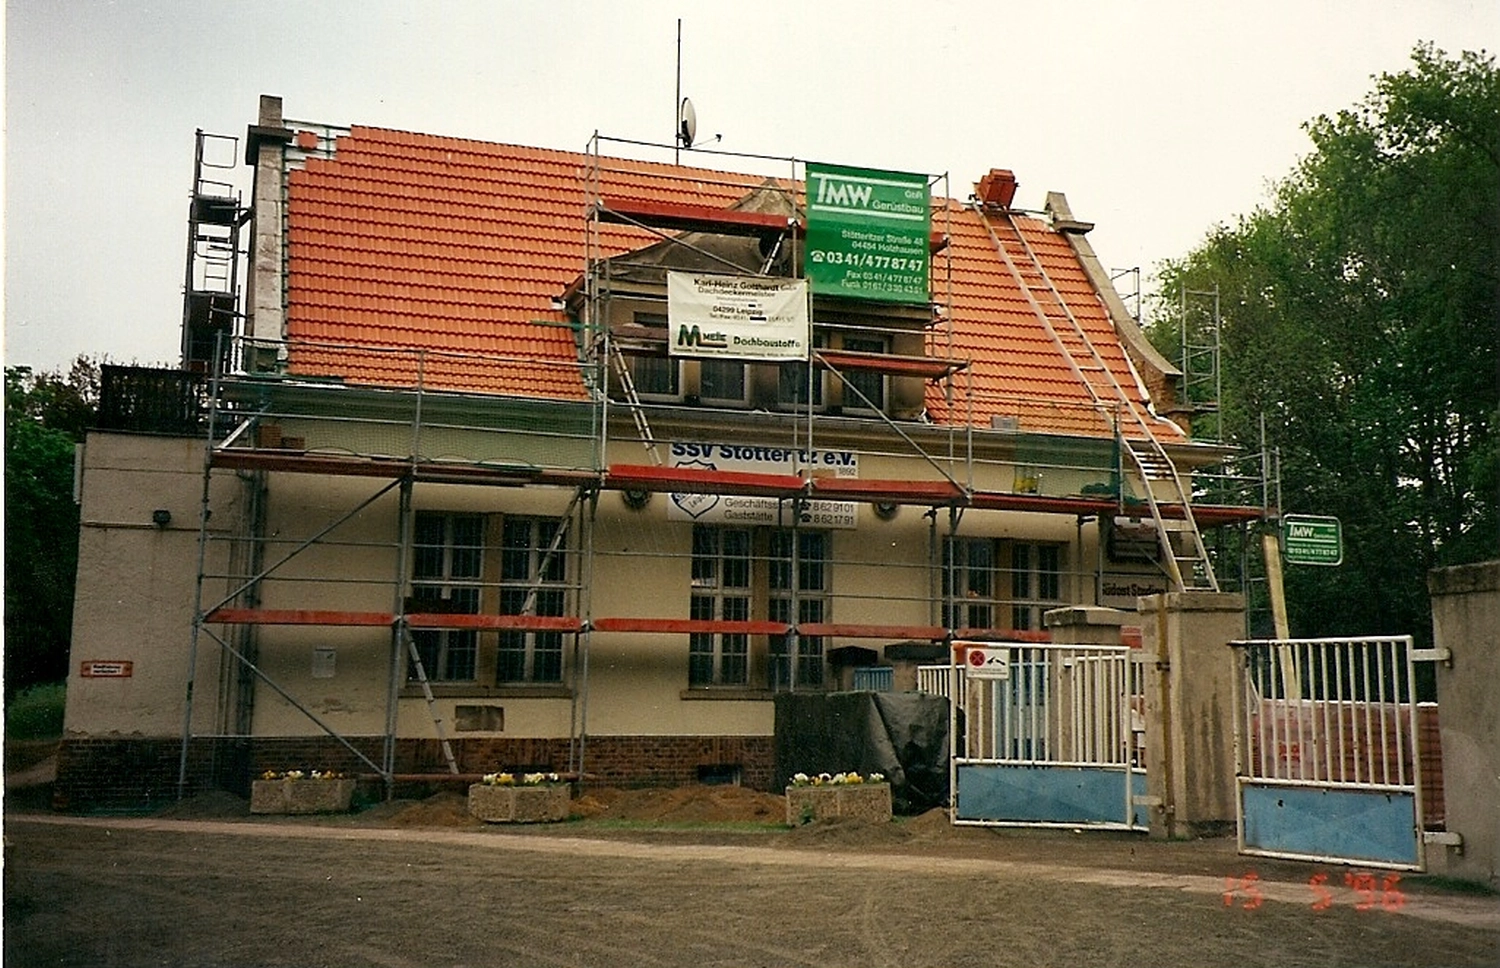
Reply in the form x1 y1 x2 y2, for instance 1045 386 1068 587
1151 44 1498 641
4 358 100 699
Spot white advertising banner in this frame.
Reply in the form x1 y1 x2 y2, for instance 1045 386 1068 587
665 441 858 529
667 272 809 361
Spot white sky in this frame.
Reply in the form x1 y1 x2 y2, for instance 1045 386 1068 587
4 0 1497 371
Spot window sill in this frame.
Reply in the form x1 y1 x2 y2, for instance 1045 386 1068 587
401 684 572 700
678 688 775 701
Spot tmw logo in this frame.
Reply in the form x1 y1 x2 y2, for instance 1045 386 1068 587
813 176 874 209
676 325 728 349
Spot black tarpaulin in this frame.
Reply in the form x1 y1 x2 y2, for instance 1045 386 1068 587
773 691 950 814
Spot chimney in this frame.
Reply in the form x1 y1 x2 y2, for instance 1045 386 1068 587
975 169 1019 209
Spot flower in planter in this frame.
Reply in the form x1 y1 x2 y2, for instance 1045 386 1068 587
260 769 347 781
789 771 885 787
482 771 562 786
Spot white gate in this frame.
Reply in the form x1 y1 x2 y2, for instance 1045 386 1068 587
943 642 1147 830
1230 636 1442 870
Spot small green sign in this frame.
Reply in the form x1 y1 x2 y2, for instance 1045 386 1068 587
804 163 929 304
1282 514 1343 566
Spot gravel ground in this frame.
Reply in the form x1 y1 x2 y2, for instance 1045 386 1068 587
4 782 1496 968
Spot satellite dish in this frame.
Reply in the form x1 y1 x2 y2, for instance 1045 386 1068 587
678 97 697 149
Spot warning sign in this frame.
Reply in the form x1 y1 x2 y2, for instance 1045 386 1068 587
962 646 1011 679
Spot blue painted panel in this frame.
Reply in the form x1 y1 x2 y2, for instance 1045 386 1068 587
957 764 1131 825
1131 770 1148 828
1242 784 1418 866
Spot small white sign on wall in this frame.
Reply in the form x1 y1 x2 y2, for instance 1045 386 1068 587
311 647 337 679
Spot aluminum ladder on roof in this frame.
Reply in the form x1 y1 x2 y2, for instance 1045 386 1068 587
972 206 1218 592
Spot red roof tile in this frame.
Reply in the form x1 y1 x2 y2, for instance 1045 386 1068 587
283 125 1179 440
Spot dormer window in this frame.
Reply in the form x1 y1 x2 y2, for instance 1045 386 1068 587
699 358 746 405
632 354 680 398
776 331 827 410
840 335 888 412
627 312 681 399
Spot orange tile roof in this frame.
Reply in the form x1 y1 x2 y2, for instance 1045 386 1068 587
283 125 1179 441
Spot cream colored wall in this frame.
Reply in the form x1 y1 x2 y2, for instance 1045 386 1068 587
65 433 242 736
71 431 1162 746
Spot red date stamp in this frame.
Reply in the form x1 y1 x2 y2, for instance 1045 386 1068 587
1223 869 1406 912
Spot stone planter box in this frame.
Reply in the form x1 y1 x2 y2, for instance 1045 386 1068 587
468 783 571 823
786 783 892 825
250 778 356 815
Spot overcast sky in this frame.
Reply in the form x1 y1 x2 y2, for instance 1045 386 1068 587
5 0 1497 372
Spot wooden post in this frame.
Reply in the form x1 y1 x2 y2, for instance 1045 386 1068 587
1262 531 1300 701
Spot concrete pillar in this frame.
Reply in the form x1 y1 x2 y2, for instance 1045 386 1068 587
1044 605 1127 646
1137 591 1245 839
1427 560 1499 887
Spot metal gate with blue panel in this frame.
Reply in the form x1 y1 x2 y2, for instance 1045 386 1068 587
1230 636 1441 870
949 641 1147 830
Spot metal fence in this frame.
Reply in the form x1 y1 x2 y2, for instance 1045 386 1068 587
947 642 1146 829
1229 636 1434 869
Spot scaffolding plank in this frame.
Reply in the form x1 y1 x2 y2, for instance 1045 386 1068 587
210 448 599 489
594 197 794 237
592 618 790 636
798 623 947 640
606 464 806 497
205 608 393 626
815 349 968 379
407 613 584 632
810 478 965 503
594 197 948 251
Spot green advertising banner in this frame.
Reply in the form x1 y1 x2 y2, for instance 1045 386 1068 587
804 163 930 304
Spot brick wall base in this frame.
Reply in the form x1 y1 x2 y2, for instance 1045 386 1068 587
52 734 775 812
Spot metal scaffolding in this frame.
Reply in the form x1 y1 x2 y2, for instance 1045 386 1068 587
171 128 1270 797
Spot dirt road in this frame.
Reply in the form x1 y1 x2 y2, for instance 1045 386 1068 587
4 798 1496 968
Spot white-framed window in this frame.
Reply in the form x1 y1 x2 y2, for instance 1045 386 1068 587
409 512 483 682
685 525 831 690
689 526 751 686
942 538 1064 633
1011 542 1063 631
941 535 996 631
768 529 829 689
497 516 568 684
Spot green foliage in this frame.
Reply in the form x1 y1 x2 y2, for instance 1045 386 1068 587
4 358 100 699
1149 44 1499 640
5 682 67 740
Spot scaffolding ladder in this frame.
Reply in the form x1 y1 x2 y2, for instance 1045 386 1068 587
608 344 663 466
974 206 1218 592
181 130 246 373
398 620 459 774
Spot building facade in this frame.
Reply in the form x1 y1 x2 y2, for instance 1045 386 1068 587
57 96 1265 808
